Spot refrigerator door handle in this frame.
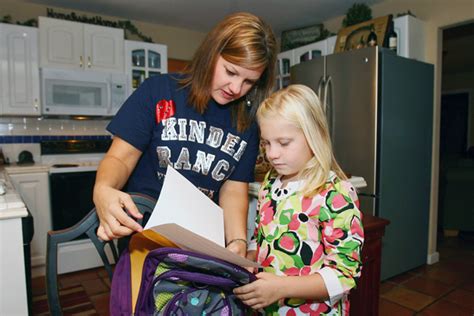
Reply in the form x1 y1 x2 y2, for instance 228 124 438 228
324 75 334 136
317 76 326 105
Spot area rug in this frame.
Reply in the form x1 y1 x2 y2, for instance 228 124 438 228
32 285 96 315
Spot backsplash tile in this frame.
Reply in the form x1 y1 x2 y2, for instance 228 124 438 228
0 117 111 137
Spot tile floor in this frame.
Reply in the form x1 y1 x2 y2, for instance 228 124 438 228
31 232 474 315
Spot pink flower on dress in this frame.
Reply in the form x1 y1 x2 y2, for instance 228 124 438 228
322 220 346 244
351 216 364 238
310 243 325 265
260 200 275 225
299 302 331 314
288 213 300 230
284 266 312 276
260 255 275 267
332 193 348 209
280 234 295 250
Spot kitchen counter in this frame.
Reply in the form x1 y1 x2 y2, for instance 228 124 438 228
0 169 29 315
0 168 28 219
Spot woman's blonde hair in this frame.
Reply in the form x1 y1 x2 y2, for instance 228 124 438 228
257 84 347 197
179 12 277 132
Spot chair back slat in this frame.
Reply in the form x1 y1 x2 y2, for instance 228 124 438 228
46 193 157 315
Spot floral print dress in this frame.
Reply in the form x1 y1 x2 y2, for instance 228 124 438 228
251 172 364 315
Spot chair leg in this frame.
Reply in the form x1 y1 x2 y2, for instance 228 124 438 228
46 234 63 315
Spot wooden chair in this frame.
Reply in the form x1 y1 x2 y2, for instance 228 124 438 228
45 193 156 315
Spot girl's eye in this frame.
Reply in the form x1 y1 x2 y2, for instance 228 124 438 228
226 69 235 76
280 141 290 147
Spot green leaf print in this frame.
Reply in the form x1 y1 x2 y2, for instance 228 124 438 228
265 226 280 242
279 209 293 225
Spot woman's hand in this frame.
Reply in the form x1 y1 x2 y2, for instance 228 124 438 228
226 238 247 257
93 137 143 241
94 185 143 241
234 272 284 310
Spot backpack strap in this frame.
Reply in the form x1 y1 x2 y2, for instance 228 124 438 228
129 230 177 313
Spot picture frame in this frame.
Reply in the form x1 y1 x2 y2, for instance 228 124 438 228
281 23 326 52
334 15 393 53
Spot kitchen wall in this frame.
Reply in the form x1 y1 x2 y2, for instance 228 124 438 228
324 0 474 264
0 0 207 142
0 0 207 60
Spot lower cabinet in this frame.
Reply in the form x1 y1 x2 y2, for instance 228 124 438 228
9 172 51 273
350 214 390 316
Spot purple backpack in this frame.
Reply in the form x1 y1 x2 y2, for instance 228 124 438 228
110 247 256 315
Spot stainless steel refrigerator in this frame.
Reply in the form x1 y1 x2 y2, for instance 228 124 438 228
291 46 434 280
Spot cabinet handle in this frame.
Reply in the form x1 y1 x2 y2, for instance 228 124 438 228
87 56 91 68
80 55 83 67
34 98 38 110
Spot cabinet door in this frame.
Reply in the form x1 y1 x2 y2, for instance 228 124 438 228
84 24 124 72
275 50 294 90
293 40 328 65
0 24 41 115
9 172 52 268
125 40 167 95
39 17 83 70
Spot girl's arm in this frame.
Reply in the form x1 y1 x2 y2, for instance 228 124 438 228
93 137 144 241
219 180 249 257
234 272 329 310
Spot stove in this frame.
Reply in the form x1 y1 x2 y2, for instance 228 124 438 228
40 139 112 274
41 140 111 173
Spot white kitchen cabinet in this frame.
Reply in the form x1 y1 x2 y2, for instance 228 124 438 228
39 16 124 72
275 36 337 90
275 50 294 90
0 23 41 116
125 40 167 95
9 172 51 271
393 15 426 62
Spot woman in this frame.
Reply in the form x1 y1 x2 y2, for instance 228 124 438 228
93 12 277 257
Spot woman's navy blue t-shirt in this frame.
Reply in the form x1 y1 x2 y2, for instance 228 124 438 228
107 74 259 203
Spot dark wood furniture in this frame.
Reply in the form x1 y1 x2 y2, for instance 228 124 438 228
350 214 390 316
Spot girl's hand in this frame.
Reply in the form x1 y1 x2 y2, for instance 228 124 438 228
94 186 143 241
233 272 284 309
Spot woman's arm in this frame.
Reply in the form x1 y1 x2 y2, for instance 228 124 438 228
93 137 143 241
219 180 249 257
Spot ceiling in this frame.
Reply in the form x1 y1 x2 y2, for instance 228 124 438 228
25 0 385 35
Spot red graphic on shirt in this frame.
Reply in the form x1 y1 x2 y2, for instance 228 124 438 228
155 99 176 123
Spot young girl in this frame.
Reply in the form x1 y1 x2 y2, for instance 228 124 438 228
234 84 364 315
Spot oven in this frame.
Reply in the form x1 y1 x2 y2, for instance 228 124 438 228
41 139 111 273
49 171 96 234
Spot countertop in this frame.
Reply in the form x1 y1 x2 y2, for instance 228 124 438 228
0 169 27 220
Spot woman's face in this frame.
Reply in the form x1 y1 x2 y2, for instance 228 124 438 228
211 56 263 105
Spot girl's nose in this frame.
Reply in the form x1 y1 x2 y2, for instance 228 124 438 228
265 146 279 160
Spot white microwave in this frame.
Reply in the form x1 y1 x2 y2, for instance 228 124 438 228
41 68 128 116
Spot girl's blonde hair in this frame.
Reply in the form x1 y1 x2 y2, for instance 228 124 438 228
179 12 277 132
257 84 347 197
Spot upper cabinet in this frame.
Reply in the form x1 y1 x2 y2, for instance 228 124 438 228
393 15 426 62
125 40 167 95
39 16 124 72
275 36 337 90
0 23 41 116
275 50 294 91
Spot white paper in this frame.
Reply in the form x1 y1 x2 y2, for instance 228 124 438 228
144 166 258 267
145 166 224 246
